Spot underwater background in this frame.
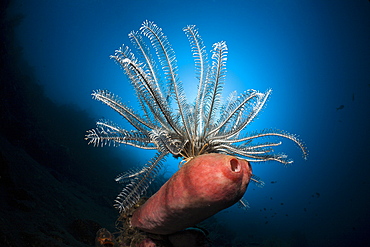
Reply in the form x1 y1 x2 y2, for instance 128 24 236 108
1 0 369 246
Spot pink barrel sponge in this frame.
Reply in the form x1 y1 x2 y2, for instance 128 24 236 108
131 153 252 235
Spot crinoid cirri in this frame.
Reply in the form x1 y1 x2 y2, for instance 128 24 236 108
85 21 308 214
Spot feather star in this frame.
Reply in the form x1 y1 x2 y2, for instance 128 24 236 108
85 21 308 213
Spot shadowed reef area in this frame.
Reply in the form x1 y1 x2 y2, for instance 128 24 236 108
0 1 123 246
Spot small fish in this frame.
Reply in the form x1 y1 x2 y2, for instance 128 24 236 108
280 203 284 205
352 93 355 101
270 181 277 184
312 192 320 198
304 208 307 212
336 105 344 111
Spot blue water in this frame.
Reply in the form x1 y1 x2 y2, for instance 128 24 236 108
7 0 370 246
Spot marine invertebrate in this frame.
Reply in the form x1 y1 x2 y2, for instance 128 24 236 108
85 21 308 213
131 153 252 234
95 228 117 247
